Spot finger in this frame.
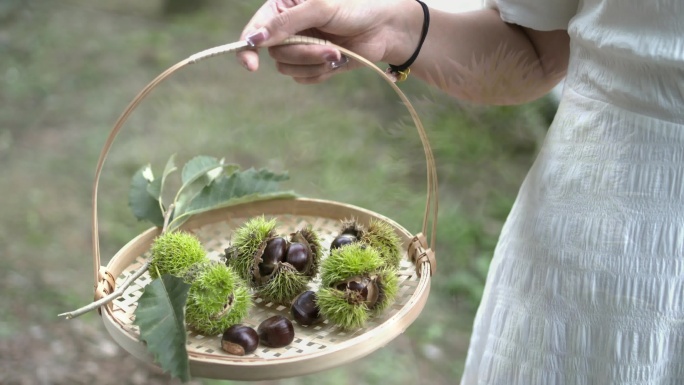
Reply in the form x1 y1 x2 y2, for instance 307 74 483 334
239 1 279 40
291 60 356 84
287 57 356 84
275 62 330 78
237 1 280 71
292 73 336 85
237 49 260 72
268 44 341 65
276 53 352 76
245 1 335 47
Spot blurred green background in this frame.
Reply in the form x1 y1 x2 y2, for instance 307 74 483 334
0 1 557 384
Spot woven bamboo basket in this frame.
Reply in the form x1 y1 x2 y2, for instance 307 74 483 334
76 36 438 381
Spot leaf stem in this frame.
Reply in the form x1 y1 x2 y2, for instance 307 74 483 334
58 261 152 319
162 203 175 234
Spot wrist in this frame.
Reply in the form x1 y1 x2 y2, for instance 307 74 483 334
383 0 427 66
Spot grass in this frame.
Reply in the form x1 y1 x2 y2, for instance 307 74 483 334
1 1 553 384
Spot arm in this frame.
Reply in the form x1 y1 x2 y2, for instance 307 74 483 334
239 0 570 105
395 7 570 104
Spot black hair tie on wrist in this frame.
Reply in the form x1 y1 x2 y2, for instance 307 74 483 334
386 0 430 82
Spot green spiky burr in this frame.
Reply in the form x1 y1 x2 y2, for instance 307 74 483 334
316 287 370 330
364 219 402 269
370 268 399 315
333 218 402 269
321 243 384 287
148 231 209 279
224 215 277 285
318 243 399 330
225 216 322 304
291 226 323 279
184 261 253 336
258 263 309 304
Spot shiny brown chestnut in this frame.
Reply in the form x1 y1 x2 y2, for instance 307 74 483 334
330 234 357 250
257 315 295 348
335 276 379 308
259 237 288 277
221 324 259 356
291 290 322 326
285 242 310 273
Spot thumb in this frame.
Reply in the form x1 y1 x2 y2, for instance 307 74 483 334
245 1 332 47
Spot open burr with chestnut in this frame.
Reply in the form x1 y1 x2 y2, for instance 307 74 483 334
316 243 399 330
225 216 322 304
330 218 403 269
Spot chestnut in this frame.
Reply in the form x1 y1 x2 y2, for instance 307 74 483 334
347 280 367 293
335 276 379 308
221 324 259 356
330 234 357 250
341 227 360 236
260 237 288 277
291 290 322 326
285 242 310 273
257 315 295 348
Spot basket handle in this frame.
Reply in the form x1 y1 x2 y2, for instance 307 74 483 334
91 36 438 293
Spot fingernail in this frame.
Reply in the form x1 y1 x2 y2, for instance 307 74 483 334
329 55 349 70
246 27 269 47
323 51 340 62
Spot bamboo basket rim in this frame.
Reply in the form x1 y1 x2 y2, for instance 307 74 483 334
100 197 432 380
86 36 439 381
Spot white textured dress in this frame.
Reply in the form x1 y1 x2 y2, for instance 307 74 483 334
461 1 684 384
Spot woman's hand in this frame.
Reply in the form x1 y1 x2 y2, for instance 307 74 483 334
237 1 569 104
237 0 424 84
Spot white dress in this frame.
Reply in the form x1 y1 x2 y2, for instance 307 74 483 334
462 1 684 384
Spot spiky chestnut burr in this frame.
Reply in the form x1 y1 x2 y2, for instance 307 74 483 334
225 216 277 283
257 262 309 304
364 219 403 269
225 216 322 304
317 243 399 330
290 227 322 278
148 231 209 279
331 218 402 269
184 261 253 336
256 227 322 303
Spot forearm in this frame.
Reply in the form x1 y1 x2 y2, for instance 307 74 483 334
385 6 569 105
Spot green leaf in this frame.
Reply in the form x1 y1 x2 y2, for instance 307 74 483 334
158 154 178 207
170 191 297 231
146 178 162 200
168 168 295 231
129 164 165 227
187 168 290 210
181 155 222 185
133 275 192 383
174 160 240 218
129 157 295 230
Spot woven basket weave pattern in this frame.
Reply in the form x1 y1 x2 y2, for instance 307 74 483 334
110 212 420 361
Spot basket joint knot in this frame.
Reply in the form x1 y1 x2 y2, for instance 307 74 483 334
94 267 116 314
408 233 436 277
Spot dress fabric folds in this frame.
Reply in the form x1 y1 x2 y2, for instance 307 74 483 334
462 1 684 384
